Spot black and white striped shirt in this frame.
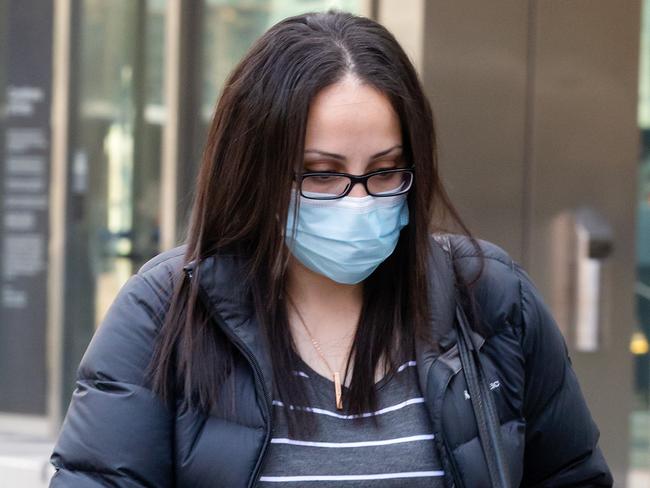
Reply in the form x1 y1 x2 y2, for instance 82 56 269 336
257 355 446 487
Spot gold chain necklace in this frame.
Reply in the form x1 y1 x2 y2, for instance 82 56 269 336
288 298 351 411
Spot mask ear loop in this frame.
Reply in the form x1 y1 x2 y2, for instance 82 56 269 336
279 187 303 303
280 157 310 297
285 188 301 238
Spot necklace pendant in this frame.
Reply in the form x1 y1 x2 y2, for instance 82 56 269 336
333 372 343 410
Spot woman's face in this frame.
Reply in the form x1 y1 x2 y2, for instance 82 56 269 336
303 74 404 198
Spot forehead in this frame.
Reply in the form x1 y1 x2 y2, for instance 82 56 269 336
304 76 401 153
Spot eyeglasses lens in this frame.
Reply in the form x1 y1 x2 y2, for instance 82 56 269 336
300 170 413 199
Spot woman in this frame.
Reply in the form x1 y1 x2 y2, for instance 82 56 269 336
49 9 613 488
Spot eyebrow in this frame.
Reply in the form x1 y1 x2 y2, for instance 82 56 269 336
304 144 402 161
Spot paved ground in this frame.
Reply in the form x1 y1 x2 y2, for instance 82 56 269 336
0 432 54 488
629 469 650 487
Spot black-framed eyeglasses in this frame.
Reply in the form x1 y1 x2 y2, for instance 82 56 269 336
294 166 415 200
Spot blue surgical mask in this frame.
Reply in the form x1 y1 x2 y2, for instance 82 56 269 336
285 190 409 284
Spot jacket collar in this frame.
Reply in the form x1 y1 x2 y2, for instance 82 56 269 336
184 235 467 402
185 253 275 399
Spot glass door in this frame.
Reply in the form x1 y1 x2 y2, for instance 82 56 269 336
61 0 167 408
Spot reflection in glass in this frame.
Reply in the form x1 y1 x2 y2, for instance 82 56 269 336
63 0 167 406
73 0 166 325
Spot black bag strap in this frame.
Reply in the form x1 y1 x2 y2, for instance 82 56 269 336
435 233 511 488
455 298 511 488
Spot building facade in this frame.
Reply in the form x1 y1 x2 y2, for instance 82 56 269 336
0 0 645 485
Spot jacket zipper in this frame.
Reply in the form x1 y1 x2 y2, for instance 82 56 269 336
184 266 273 488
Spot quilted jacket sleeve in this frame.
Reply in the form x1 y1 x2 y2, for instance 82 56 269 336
515 263 613 487
49 273 174 487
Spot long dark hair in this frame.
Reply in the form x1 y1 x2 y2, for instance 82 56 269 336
145 9 484 436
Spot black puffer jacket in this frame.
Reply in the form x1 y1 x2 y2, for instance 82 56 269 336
49 234 613 487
